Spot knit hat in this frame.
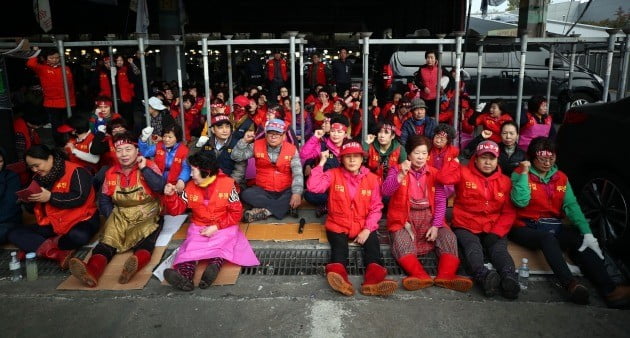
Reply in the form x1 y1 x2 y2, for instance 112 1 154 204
410 98 427 110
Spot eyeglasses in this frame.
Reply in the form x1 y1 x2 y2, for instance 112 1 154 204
266 132 284 138
535 156 556 164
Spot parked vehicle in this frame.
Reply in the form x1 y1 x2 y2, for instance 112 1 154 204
377 39 605 121
556 97 630 278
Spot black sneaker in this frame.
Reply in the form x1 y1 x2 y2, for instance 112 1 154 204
501 274 520 300
164 268 194 292
478 269 500 297
243 208 269 223
198 263 221 289
315 205 328 218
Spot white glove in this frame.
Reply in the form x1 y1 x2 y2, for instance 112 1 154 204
578 233 604 260
476 102 487 112
196 136 209 148
141 126 154 142
97 124 107 134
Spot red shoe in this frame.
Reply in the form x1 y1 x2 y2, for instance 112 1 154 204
360 263 398 296
35 236 75 270
397 254 433 291
325 263 355 296
69 254 108 288
434 253 473 292
119 249 152 284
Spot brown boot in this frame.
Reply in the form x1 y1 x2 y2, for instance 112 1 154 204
433 254 473 292
119 249 152 284
360 263 398 296
69 254 108 287
606 285 630 308
36 236 75 270
325 263 355 296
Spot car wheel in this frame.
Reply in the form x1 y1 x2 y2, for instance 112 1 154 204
569 93 595 107
578 174 630 255
555 92 596 123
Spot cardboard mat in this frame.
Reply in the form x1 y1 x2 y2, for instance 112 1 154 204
154 248 242 287
244 223 326 242
508 241 580 275
56 246 167 290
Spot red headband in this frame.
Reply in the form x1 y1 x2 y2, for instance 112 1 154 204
536 150 554 158
331 123 348 132
114 139 137 148
95 100 112 107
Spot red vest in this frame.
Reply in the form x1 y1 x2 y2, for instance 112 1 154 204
514 169 568 226
253 139 296 192
367 145 401 179
99 135 118 167
34 161 97 234
184 173 235 226
326 168 379 238
387 166 442 232
307 62 327 86
153 142 189 185
428 145 459 170
116 65 135 103
26 57 76 108
266 58 288 81
67 132 99 174
475 113 513 144
98 70 112 98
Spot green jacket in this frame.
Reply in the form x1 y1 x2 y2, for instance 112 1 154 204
510 165 591 234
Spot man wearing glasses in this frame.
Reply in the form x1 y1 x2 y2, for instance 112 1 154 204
231 119 303 222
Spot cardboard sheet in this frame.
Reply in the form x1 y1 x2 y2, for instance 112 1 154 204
56 246 167 290
155 248 242 287
508 241 580 275
245 223 325 241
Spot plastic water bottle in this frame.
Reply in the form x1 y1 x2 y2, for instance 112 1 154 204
518 258 530 291
9 252 22 282
25 252 38 281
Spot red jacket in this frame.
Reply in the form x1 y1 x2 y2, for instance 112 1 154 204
307 62 327 87
326 168 380 238
33 161 97 234
26 57 76 108
153 142 189 185
512 167 568 226
387 166 444 232
116 64 135 103
163 173 242 229
13 117 41 150
437 156 516 237
367 144 401 179
475 113 514 144
254 139 296 192
266 58 288 82
98 69 112 98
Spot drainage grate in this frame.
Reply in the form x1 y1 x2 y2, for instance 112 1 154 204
242 248 438 276
0 248 91 279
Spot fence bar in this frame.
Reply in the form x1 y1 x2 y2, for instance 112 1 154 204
603 29 620 101
545 44 555 113
436 34 445 120
56 38 72 118
137 35 150 126
106 42 119 115
453 32 464 141
173 35 186 142
475 36 485 109
225 35 234 107
298 33 306 146
515 32 528 125
201 34 212 133
618 29 630 99
361 32 372 143
288 31 299 133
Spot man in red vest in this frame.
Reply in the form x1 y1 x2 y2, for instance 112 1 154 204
231 119 303 222
266 51 288 105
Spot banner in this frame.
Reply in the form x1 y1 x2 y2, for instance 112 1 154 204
33 0 52 33
136 0 149 34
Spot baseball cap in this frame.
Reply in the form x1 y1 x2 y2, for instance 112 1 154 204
339 141 366 157
476 140 500 157
146 96 167 110
265 119 286 133
211 114 231 126
233 95 251 108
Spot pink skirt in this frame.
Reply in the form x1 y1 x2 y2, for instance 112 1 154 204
173 223 260 267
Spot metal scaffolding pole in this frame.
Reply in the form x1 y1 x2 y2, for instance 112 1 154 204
619 29 630 99
225 35 234 107
298 33 306 146
55 37 72 118
361 32 372 143
201 34 212 133
475 36 485 109
603 29 620 102
107 41 119 115
453 32 464 140
436 34 445 121
173 35 186 141
545 44 555 112
515 32 528 125
566 40 578 111
137 34 150 126
288 31 298 134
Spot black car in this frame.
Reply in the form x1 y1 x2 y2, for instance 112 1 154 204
556 97 630 277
